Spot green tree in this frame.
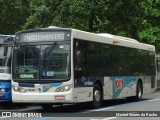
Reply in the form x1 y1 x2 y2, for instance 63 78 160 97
21 0 150 37
22 0 65 29
138 0 160 52
1 0 160 53
0 0 28 34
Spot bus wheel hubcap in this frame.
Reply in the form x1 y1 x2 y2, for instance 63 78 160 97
138 87 142 98
94 90 100 102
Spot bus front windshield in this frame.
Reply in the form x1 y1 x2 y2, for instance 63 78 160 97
13 43 70 81
0 46 11 74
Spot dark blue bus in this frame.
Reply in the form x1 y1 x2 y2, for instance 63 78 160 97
0 35 14 101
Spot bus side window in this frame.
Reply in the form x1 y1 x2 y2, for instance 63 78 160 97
74 40 88 78
75 51 81 70
74 41 82 79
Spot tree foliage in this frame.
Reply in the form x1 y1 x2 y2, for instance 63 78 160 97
0 0 160 52
0 0 29 34
138 0 160 51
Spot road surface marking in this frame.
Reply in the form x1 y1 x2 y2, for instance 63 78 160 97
91 117 117 120
83 107 115 113
147 98 160 102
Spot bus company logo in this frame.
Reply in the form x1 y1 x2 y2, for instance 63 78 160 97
114 79 124 90
43 84 51 89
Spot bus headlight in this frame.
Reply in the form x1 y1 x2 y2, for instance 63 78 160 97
13 86 19 92
19 88 26 93
64 86 69 91
0 88 5 92
55 84 73 92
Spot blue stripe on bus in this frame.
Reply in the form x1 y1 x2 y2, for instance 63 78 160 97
75 76 104 87
19 83 35 87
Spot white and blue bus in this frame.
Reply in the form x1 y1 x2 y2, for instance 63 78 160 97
0 35 14 101
12 27 156 108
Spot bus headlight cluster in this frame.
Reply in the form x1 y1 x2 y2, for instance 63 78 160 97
13 86 26 93
55 84 73 92
0 88 9 92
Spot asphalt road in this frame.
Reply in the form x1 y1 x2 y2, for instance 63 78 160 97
1 91 160 120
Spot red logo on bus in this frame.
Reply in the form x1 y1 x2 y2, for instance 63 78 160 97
43 84 51 89
114 79 123 89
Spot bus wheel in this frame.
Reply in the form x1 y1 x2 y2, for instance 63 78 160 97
133 81 143 101
41 104 53 109
92 84 102 108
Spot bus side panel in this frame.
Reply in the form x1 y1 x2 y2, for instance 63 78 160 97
73 87 93 103
103 76 137 99
0 81 11 100
74 76 104 103
103 77 113 100
112 76 137 99
143 76 156 94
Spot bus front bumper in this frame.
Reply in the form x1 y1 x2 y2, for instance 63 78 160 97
12 91 75 103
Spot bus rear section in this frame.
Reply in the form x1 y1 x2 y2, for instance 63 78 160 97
0 35 14 101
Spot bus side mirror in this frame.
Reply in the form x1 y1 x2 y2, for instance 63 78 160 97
3 46 8 56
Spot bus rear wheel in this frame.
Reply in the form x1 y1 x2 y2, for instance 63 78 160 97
135 81 143 100
92 84 102 108
126 81 143 101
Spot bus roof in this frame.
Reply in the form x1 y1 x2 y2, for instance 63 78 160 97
71 29 155 52
97 33 139 43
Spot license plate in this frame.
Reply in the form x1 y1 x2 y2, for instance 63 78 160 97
54 95 65 100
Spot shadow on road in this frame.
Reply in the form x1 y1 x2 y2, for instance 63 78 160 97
33 98 149 113
0 101 28 110
0 98 149 113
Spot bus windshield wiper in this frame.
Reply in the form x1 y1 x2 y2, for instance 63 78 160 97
43 42 57 59
25 42 35 57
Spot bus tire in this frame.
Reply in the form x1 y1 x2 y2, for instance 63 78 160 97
126 81 143 101
134 81 143 100
92 84 102 108
41 104 53 109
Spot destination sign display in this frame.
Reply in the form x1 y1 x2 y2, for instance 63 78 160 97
16 31 71 43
